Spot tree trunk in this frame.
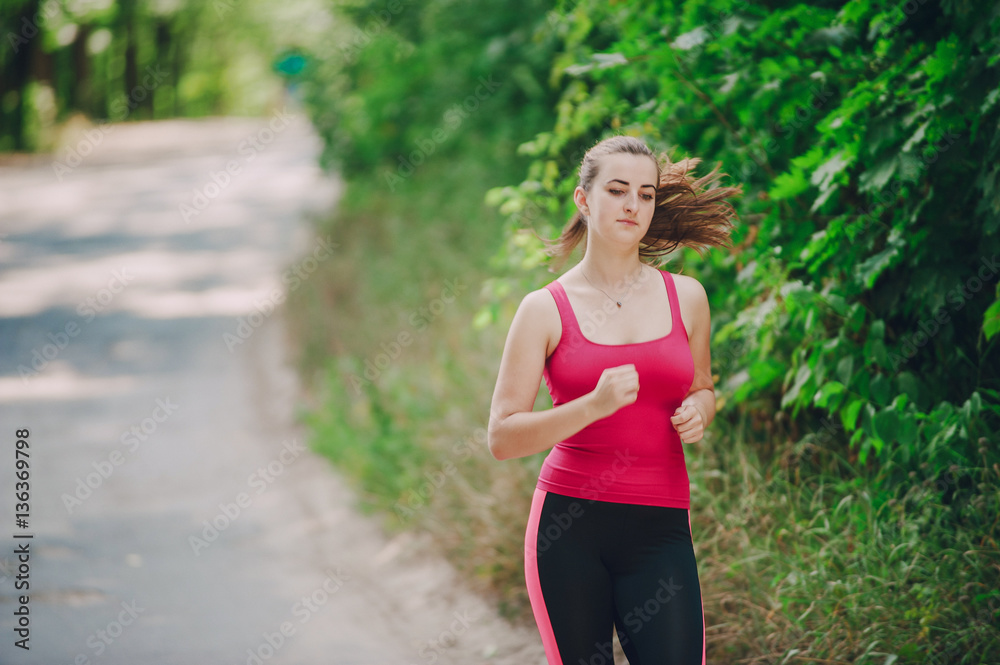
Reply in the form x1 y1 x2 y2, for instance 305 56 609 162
121 0 142 119
2 0 41 150
70 23 94 116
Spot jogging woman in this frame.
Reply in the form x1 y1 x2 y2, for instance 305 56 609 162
487 135 741 664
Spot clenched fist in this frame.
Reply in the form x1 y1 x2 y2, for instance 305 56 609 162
589 364 639 420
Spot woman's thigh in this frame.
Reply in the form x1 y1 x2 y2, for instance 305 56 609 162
525 489 618 665
607 506 705 665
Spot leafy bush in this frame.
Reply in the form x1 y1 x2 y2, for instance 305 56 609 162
486 0 1000 490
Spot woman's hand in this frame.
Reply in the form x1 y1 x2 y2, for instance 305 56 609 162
671 402 705 443
588 364 640 420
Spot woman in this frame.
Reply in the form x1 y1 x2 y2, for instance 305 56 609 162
487 135 740 664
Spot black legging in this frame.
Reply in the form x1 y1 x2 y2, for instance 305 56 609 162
524 489 706 664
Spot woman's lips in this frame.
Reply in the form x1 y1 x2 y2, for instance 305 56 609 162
617 219 638 226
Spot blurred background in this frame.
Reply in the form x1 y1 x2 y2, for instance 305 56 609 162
2 0 1000 663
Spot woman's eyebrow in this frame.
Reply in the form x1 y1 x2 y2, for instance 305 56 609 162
606 178 656 189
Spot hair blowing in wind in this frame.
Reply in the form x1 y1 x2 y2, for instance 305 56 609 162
543 135 743 270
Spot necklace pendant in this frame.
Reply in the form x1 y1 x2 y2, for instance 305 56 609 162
616 301 622 308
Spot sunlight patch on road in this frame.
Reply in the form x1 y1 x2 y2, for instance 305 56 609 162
0 363 136 401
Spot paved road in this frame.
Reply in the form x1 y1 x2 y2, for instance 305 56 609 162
0 113 544 664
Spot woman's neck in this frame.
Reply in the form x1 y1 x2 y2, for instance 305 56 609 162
577 248 645 290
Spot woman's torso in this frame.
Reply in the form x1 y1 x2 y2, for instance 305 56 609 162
537 268 695 508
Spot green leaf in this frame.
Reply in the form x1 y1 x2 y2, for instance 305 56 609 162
872 407 899 443
842 399 865 433
983 297 1000 340
811 151 852 191
770 169 811 201
871 373 892 406
858 156 897 193
901 120 929 153
896 412 918 448
896 372 922 404
814 380 846 408
782 364 812 409
837 355 854 384
855 227 905 289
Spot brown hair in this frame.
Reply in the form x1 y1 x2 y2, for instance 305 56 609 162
543 135 742 270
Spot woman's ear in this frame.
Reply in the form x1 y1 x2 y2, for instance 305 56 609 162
573 186 589 218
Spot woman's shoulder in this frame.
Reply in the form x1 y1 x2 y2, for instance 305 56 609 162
665 270 710 331
666 270 708 303
512 283 563 357
515 282 562 321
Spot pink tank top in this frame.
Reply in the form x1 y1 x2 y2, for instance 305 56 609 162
538 269 695 509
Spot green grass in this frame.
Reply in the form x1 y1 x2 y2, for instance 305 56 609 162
689 417 1000 663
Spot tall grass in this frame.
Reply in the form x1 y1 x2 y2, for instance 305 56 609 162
284 146 546 615
284 147 1000 662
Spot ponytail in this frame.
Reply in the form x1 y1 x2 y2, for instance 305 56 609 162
641 155 741 261
542 211 587 273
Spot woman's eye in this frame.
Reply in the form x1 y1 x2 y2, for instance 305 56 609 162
642 194 654 201
609 189 624 195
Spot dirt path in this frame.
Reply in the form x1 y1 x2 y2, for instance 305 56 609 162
0 112 545 664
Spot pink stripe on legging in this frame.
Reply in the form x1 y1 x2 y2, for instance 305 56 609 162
688 509 707 665
524 488 563 665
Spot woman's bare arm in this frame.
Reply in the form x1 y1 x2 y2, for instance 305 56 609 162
487 289 637 460
670 275 716 442
488 290 597 460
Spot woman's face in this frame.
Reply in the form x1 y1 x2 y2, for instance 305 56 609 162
575 152 658 247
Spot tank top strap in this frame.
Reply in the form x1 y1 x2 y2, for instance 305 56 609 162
661 269 689 343
544 280 582 340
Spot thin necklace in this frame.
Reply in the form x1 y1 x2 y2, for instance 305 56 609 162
581 265 643 308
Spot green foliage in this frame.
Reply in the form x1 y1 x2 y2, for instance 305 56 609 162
486 0 1000 475
689 427 1000 663
299 0 560 174
0 0 305 151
